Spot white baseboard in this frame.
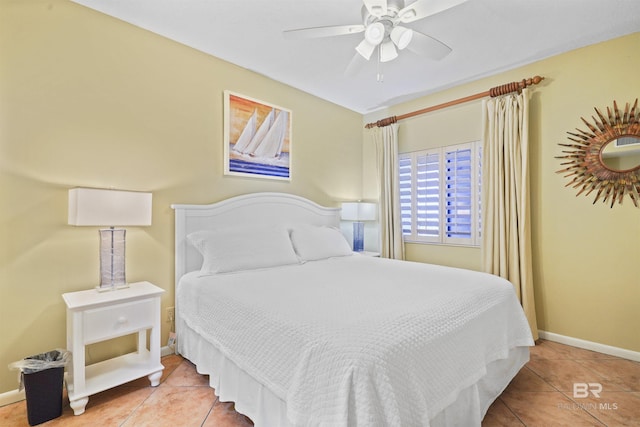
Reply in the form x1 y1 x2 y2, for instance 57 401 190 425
538 330 640 362
1 346 177 408
0 388 25 408
161 345 176 357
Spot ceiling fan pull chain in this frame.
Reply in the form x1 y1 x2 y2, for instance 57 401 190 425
377 45 384 83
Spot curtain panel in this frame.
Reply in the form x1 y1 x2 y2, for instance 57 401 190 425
373 123 404 260
481 89 538 340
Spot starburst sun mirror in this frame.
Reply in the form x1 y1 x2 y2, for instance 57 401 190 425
557 99 640 208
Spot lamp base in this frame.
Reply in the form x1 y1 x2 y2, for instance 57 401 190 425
99 228 127 291
95 283 130 293
352 221 365 252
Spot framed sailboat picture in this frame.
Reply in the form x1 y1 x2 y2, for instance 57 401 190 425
224 91 292 180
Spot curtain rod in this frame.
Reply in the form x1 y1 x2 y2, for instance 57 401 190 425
364 75 544 129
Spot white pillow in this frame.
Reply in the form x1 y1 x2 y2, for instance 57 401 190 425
187 226 300 275
289 225 353 261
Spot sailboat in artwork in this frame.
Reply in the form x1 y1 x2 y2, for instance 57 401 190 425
242 109 275 156
232 109 258 154
232 108 287 159
253 110 289 158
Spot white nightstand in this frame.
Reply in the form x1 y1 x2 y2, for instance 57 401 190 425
62 281 165 415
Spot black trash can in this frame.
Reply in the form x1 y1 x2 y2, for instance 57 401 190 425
9 350 70 426
23 365 65 425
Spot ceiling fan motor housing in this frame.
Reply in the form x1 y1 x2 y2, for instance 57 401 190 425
361 0 409 48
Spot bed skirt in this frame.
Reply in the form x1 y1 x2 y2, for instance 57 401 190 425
178 319 529 427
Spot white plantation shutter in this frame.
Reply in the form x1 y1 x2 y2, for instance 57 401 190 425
416 151 440 241
444 144 473 244
399 155 413 236
399 142 480 246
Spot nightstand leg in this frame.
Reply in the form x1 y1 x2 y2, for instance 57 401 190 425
69 396 89 416
148 370 162 387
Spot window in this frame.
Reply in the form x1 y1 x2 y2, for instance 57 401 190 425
399 141 482 246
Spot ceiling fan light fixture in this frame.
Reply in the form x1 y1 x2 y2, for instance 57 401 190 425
390 26 413 49
380 41 398 62
356 39 376 60
364 22 385 45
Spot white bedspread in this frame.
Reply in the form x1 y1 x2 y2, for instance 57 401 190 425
177 255 533 426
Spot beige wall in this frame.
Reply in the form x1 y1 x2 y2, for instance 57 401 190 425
364 32 640 353
0 0 364 393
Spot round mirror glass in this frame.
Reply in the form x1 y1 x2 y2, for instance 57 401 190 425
600 136 640 171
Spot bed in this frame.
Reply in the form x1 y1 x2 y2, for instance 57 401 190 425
172 192 534 426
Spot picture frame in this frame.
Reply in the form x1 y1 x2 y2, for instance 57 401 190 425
224 90 292 180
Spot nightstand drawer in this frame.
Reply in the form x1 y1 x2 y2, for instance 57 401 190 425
83 299 154 343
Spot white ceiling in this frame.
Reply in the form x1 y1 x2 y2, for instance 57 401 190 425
71 0 640 114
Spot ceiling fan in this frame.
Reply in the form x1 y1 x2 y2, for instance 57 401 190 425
284 0 468 70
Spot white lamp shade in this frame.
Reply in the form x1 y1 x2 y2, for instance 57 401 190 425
68 188 152 226
341 202 377 221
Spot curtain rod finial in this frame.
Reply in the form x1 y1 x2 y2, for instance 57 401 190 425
365 116 397 129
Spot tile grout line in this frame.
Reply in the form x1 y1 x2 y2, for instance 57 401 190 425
200 396 221 427
118 356 182 427
496 396 527 426
508 364 560 427
118 386 158 427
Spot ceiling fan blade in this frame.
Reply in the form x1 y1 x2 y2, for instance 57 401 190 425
406 30 452 60
362 0 388 17
397 0 468 23
345 52 368 77
283 25 364 39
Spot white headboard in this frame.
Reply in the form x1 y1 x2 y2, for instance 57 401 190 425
171 192 341 286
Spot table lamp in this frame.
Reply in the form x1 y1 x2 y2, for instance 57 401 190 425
68 188 152 291
341 202 376 252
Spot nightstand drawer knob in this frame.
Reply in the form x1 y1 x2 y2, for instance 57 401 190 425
117 316 127 324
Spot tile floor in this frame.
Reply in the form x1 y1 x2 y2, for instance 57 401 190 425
483 340 640 426
1 340 638 426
